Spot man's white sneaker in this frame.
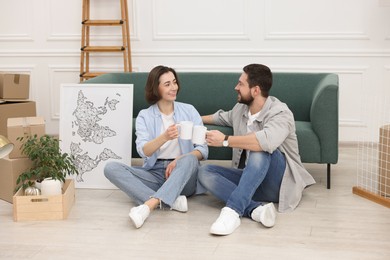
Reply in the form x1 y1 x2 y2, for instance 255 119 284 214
171 195 188 212
129 204 150 228
210 207 241 236
251 203 276 228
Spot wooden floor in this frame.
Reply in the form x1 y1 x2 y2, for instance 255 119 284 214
1 145 389 259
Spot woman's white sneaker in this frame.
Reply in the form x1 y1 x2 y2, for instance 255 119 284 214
171 195 188 212
251 203 276 228
129 204 150 228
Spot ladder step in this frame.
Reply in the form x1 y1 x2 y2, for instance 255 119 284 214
80 72 106 79
81 46 125 52
80 0 132 82
82 19 124 26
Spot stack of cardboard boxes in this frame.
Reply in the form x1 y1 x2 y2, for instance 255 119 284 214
0 73 45 203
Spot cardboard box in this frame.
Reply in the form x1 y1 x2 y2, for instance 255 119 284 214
379 125 390 197
7 117 46 159
0 157 33 203
0 73 30 99
0 101 36 136
13 179 75 221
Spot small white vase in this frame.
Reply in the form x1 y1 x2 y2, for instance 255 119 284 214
34 181 42 190
40 178 62 196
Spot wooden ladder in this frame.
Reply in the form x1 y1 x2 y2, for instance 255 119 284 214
80 0 132 82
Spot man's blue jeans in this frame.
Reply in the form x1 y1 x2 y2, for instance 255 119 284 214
198 150 286 218
104 154 198 207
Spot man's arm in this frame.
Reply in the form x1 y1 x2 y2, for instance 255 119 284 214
202 115 214 124
227 134 262 151
206 130 262 151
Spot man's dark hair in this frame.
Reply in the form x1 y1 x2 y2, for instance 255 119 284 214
243 64 272 97
145 65 181 104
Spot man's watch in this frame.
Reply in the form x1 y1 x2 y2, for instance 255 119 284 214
222 135 230 147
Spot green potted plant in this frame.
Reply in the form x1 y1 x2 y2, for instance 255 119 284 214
15 134 79 193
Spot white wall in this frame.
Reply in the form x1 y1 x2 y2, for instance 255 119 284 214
0 0 389 142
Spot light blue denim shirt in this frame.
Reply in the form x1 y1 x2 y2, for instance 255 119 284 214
135 101 208 170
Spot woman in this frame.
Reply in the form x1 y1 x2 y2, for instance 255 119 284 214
104 65 208 228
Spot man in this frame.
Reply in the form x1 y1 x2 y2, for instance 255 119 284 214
199 64 315 236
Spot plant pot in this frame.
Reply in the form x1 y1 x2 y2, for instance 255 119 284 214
40 178 62 196
34 180 42 190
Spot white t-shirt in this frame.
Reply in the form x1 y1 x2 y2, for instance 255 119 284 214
243 110 261 164
158 112 181 159
247 110 261 133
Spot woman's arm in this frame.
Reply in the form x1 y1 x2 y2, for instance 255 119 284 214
142 124 178 157
189 149 203 161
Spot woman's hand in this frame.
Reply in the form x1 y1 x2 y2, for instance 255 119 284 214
165 159 177 179
164 124 179 141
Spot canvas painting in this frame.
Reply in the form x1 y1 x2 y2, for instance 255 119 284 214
60 83 133 189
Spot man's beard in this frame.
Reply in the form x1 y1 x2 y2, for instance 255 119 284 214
238 93 254 106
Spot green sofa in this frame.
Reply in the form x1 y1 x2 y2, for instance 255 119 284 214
84 72 339 189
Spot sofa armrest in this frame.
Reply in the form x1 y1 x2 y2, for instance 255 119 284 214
310 74 339 163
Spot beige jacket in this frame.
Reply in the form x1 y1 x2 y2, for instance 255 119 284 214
212 96 315 212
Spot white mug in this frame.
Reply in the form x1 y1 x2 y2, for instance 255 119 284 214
177 121 193 140
192 125 208 145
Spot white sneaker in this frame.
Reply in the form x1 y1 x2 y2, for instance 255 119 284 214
251 203 276 228
210 207 241 236
129 204 150 228
171 195 188 212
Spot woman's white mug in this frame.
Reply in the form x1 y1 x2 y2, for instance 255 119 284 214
192 125 208 145
176 121 193 140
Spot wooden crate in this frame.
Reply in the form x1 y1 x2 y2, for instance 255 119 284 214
13 179 75 221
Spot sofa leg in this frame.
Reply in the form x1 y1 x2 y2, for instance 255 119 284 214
327 164 331 189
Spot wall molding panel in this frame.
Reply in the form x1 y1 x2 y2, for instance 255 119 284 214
264 0 373 41
0 65 35 72
132 49 390 58
46 0 139 42
0 1 34 41
0 0 389 140
0 49 389 58
0 34 34 42
152 0 249 41
264 32 370 41
48 66 80 120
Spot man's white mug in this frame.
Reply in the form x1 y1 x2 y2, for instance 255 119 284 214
192 125 208 145
177 121 193 140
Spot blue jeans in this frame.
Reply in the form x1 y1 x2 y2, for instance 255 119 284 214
104 154 199 207
198 150 286 218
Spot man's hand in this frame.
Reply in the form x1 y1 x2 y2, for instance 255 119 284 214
206 130 225 147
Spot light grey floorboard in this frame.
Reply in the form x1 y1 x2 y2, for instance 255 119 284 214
0 145 389 259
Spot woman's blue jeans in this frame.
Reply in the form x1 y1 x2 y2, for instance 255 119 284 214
198 150 286 218
104 154 199 207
